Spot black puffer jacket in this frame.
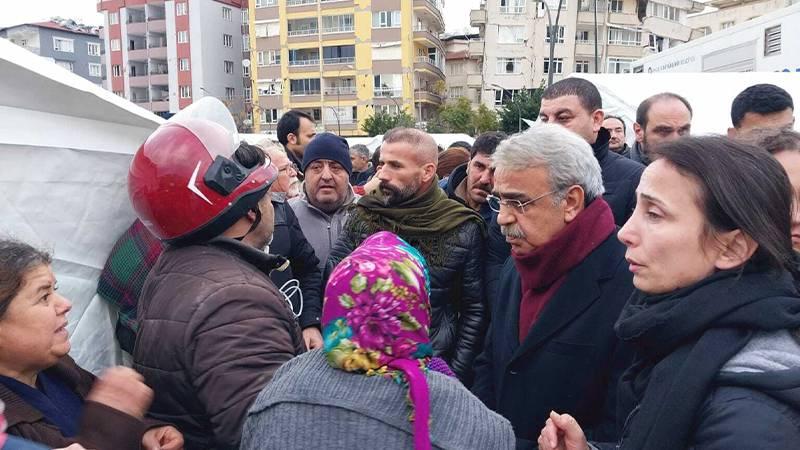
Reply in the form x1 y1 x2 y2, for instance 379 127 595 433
328 218 488 384
593 128 644 227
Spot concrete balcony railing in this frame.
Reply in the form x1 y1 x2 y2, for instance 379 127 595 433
288 58 320 67
470 8 487 27
128 48 148 61
468 40 483 56
414 56 445 79
324 86 357 95
288 0 316 5
126 21 147 35
150 73 169 85
414 89 443 104
288 28 318 37
374 87 402 97
322 25 354 34
148 18 167 33
323 56 355 65
413 0 445 31
499 5 526 14
290 89 321 96
129 76 149 88
466 73 482 87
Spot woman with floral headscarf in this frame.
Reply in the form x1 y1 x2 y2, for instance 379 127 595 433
240 232 514 450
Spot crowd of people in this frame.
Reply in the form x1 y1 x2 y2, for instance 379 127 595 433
0 78 798 450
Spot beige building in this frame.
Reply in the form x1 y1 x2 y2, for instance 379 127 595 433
687 0 800 37
244 0 446 136
442 33 484 107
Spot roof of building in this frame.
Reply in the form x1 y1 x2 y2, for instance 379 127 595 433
0 21 100 37
441 32 481 42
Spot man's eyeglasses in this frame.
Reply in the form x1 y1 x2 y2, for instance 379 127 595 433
486 190 558 214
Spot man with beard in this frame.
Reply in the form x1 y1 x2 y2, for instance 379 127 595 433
472 124 633 447
603 115 630 158
444 132 506 224
328 128 488 384
631 92 693 166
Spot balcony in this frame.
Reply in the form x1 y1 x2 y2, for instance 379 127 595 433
128 48 148 61
468 40 483 57
323 56 354 65
466 73 482 87
322 25 354 35
287 0 316 5
499 5 526 14
575 42 595 56
414 56 445 79
129 75 149 88
288 28 318 37
290 89 321 96
470 9 486 27
127 21 147 35
324 86 357 95
148 18 167 33
374 86 403 97
413 0 445 32
289 58 320 67
414 89 443 105
151 101 170 112
150 73 169 85
413 29 444 54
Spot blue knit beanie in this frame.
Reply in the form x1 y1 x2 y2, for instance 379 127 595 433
302 132 353 175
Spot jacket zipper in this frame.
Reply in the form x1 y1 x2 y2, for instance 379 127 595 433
617 404 640 449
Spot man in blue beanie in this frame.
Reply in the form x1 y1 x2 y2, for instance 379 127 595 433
289 133 359 274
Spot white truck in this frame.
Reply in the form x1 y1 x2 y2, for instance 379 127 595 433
632 2 800 73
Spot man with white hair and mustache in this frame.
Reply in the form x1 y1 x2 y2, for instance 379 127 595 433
472 123 634 447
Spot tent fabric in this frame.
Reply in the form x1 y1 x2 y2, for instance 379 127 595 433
0 38 163 374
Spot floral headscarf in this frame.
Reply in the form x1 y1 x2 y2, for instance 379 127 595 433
322 231 434 450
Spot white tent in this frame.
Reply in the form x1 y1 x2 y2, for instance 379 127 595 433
571 73 800 144
0 38 164 373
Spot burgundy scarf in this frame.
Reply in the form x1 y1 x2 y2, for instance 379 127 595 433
513 198 616 342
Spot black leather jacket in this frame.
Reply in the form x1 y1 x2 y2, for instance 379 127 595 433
328 217 488 384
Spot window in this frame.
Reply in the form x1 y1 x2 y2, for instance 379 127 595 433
545 26 565 43
55 60 74 72
609 0 623 13
498 26 526 44
494 89 530 106
242 9 249 24
179 58 190 71
177 31 188 43
543 58 563 74
259 81 281 95
544 0 567 10
244 86 252 100
110 39 120 51
721 20 735 29
607 57 634 73
448 62 465 75
222 6 232 21
180 85 192 99
575 59 589 73
113 90 123 97
223 34 233 47
87 42 101 56
112 64 121 77
764 25 781 56
257 51 281 66
576 30 590 43
372 11 402 28
176 2 187 16
322 14 354 33
109 12 119 25
373 74 402 95
448 86 464 99
255 0 276 7
290 78 321 95
224 60 234 74
699 26 712 37
225 87 235 100
647 2 679 21
243 64 250 77
260 109 280 124
53 37 74 53
496 58 521 74
500 0 525 14
323 45 355 63
88 63 101 77
243 34 250 50
608 28 641 46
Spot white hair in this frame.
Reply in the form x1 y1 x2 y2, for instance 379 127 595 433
256 139 285 155
492 123 604 203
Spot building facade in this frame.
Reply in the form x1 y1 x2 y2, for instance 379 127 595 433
97 0 245 119
245 0 446 136
0 21 103 86
442 33 484 108
471 0 702 110
686 0 800 37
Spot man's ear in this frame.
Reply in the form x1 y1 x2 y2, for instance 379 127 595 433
592 109 604 133
634 122 644 144
714 229 758 270
421 162 437 183
287 132 298 146
562 185 586 223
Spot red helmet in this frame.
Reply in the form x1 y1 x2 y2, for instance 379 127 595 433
129 99 277 245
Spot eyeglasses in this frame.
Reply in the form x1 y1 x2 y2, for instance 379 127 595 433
486 190 558 214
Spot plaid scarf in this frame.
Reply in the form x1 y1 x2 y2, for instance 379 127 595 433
96 220 164 352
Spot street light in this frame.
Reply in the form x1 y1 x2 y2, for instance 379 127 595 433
491 83 522 133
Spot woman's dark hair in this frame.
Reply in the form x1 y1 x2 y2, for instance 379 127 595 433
0 239 52 319
370 146 381 168
233 141 266 169
652 136 795 274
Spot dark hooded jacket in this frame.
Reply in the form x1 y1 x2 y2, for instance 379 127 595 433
443 164 494 225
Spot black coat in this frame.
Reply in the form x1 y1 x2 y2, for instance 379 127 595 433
269 198 323 330
349 166 375 186
472 233 634 448
328 217 488 385
443 164 494 224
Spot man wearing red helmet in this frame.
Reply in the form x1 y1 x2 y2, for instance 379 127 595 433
128 112 305 450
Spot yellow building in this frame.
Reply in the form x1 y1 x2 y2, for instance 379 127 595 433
244 0 445 136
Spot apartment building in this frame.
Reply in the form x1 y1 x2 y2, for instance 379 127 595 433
471 0 701 110
98 0 245 118
687 0 800 37
246 0 446 136
0 21 103 86
442 33 484 108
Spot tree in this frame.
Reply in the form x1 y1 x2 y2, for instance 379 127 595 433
498 86 543 134
361 110 416 136
474 104 500 135
438 97 476 135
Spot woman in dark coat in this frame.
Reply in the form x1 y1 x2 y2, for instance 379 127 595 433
539 136 800 450
0 239 182 450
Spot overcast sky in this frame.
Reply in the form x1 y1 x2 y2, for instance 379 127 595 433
0 0 481 31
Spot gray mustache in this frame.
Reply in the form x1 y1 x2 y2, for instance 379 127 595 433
501 225 526 239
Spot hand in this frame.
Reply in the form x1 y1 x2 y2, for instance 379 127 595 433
302 327 323 350
537 411 589 450
86 367 153 420
54 445 90 450
142 426 184 450
363 172 382 195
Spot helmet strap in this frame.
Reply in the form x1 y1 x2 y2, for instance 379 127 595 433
234 206 262 241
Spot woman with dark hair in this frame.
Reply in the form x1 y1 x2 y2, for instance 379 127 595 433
539 136 800 450
241 232 514 450
0 240 183 450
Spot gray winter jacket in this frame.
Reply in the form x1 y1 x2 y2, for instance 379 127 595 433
288 185 358 271
241 350 515 450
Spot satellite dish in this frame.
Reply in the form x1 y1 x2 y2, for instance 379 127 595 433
242 59 251 68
